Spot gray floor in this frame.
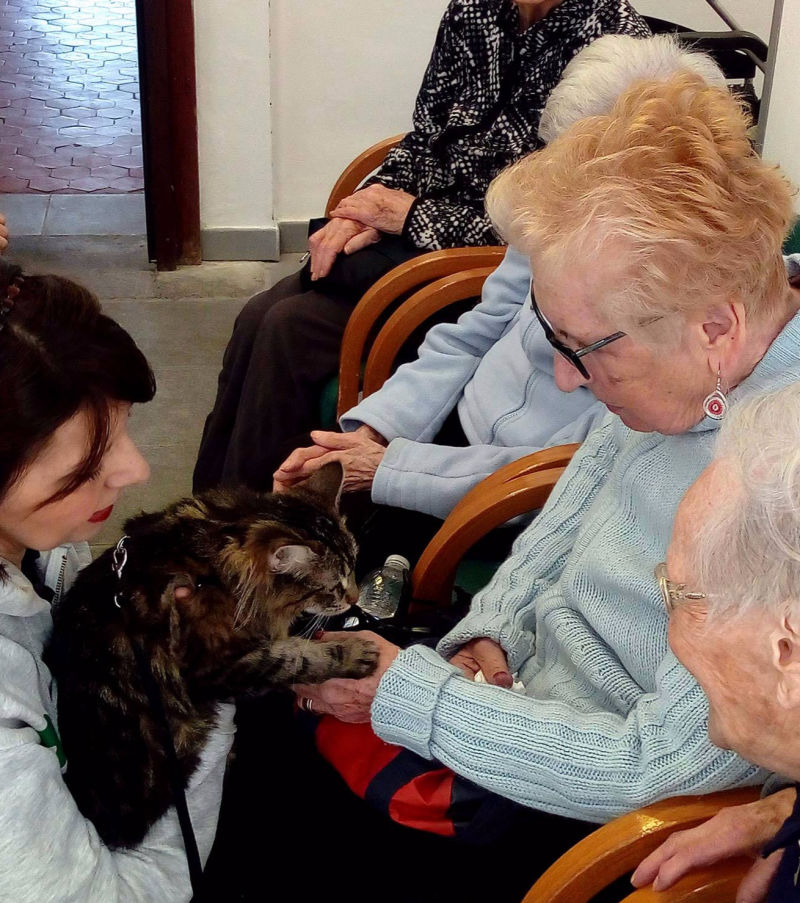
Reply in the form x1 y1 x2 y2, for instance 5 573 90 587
9 235 301 554
0 193 147 236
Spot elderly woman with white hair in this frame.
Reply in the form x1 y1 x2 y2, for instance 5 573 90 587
631 384 800 902
275 33 729 573
278 71 800 902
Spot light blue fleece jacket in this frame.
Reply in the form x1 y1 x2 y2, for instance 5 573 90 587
340 246 607 519
0 546 235 901
371 295 800 824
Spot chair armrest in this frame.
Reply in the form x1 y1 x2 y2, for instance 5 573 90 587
522 788 760 903
411 444 579 605
337 246 506 416
453 443 580 501
325 133 407 217
620 858 752 903
412 465 567 606
362 266 497 398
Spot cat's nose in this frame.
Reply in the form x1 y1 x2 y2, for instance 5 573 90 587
343 578 359 605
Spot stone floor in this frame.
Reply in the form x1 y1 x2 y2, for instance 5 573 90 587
0 0 142 193
10 235 300 555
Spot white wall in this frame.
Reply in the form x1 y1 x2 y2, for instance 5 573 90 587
270 0 449 222
269 0 779 224
192 0 797 238
632 0 773 38
193 0 273 231
762 1 800 207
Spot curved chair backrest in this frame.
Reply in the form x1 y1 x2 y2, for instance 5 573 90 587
523 787 759 903
411 444 580 607
362 266 496 399
336 246 505 417
325 134 407 217
643 16 767 79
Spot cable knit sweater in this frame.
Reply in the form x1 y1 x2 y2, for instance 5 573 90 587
371 304 800 824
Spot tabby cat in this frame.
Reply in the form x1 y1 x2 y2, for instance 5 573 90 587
45 463 377 849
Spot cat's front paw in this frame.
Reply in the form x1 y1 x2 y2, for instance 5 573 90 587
329 636 379 679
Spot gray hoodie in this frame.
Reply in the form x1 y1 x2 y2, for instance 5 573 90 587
0 544 235 902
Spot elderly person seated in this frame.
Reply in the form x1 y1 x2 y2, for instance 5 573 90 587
192 0 650 495
274 34 728 572
214 73 800 903
633 384 800 902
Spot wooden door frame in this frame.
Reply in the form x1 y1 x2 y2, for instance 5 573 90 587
135 0 202 270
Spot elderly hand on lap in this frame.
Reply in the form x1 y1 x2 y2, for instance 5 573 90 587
331 185 416 236
0 214 9 252
294 634 512 722
274 425 388 494
307 217 381 281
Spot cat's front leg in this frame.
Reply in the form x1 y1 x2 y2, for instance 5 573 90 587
286 635 380 683
214 635 379 696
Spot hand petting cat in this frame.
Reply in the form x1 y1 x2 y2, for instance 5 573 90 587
292 629 400 722
293 634 514 722
274 425 388 494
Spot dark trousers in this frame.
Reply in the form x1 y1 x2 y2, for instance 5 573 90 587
198 694 609 903
193 240 422 494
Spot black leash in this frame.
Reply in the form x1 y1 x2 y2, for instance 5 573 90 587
112 537 204 896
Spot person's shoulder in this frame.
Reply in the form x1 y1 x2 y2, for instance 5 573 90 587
594 0 651 36
439 0 504 28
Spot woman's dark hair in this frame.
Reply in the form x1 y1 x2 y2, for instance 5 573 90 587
0 259 156 504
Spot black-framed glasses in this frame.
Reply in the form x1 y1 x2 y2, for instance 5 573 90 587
654 562 707 614
530 282 626 380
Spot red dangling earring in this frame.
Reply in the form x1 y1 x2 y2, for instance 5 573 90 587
702 368 728 420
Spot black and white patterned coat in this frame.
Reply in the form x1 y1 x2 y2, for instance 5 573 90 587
370 0 650 250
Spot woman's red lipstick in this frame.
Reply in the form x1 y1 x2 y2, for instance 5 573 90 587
88 505 114 523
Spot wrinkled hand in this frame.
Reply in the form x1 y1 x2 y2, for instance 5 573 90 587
632 788 796 902
343 226 381 255
449 637 513 688
273 425 388 494
331 185 416 235
308 217 372 281
0 214 9 252
293 630 400 723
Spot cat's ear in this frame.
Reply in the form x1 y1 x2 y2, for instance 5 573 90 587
299 461 345 512
267 543 318 576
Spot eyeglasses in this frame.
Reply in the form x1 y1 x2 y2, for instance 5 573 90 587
530 281 626 380
654 562 707 614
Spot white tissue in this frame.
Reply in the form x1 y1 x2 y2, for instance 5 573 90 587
473 669 525 693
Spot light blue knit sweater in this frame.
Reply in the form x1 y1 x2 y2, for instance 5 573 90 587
371 304 800 824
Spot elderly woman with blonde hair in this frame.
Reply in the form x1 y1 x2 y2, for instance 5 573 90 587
632 384 800 902
244 72 800 902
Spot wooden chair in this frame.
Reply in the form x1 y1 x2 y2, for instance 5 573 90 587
325 133 406 217
336 248 505 416
523 787 760 903
412 443 579 606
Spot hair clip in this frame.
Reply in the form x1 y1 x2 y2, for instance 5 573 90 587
0 276 24 334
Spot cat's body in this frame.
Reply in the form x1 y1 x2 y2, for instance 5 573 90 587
44 465 377 849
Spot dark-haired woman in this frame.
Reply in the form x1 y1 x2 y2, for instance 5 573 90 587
192 0 650 493
0 261 233 901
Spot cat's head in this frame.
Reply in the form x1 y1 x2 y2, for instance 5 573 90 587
118 463 357 640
